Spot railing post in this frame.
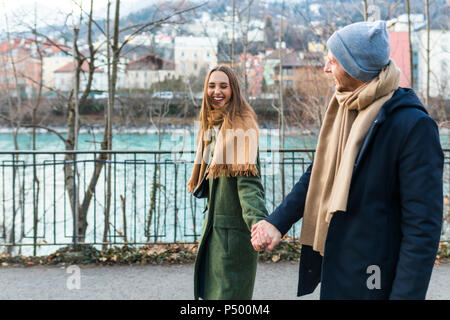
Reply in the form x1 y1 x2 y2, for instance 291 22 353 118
73 152 78 248
174 162 178 243
33 153 37 256
11 154 16 247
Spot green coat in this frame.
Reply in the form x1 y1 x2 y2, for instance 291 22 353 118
193 158 268 300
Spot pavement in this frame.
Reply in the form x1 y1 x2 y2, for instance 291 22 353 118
0 260 448 300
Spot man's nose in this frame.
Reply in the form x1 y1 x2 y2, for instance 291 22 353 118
324 62 331 73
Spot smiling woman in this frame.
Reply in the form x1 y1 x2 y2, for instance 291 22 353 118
187 65 269 300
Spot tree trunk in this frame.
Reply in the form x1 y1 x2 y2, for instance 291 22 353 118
231 0 236 69
405 0 414 89
363 0 368 21
31 14 43 256
278 0 286 200
102 0 113 250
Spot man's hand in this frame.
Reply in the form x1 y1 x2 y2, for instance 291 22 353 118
251 220 282 251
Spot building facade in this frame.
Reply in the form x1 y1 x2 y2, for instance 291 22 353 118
125 54 175 90
53 60 107 92
174 36 218 79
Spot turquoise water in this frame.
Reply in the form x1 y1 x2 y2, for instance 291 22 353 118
0 131 319 152
0 129 446 151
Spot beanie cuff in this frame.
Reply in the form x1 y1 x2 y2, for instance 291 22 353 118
327 32 380 82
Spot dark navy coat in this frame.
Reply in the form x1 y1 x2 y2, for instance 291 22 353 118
266 88 443 299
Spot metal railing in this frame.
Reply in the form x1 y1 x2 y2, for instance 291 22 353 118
0 149 448 256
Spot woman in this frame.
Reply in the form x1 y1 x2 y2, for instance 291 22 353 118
187 65 268 300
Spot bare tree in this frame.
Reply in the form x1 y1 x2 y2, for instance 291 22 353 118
236 0 254 99
2 8 25 255
278 0 286 199
363 0 369 21
231 0 236 69
405 0 414 89
425 0 430 106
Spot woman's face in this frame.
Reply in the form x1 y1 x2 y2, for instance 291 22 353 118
207 71 232 109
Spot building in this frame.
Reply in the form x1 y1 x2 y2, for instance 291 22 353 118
42 43 72 91
387 14 426 32
0 38 42 99
125 54 175 90
387 14 425 90
263 47 293 89
238 53 264 97
272 51 331 94
174 36 218 78
388 14 449 98
417 29 450 98
388 31 412 88
53 60 107 92
124 31 153 47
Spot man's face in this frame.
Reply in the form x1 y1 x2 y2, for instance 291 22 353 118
324 51 364 92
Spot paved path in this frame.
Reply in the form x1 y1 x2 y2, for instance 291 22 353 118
0 261 448 299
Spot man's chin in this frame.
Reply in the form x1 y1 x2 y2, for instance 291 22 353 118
335 83 351 92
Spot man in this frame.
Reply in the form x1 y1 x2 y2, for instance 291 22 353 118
251 21 443 300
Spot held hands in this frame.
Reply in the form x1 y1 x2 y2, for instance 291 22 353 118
251 220 281 252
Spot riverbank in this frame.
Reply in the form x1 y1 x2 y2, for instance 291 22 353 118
0 241 448 268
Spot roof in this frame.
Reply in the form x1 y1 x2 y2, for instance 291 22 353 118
54 60 103 73
264 48 293 60
0 38 69 57
126 54 175 71
0 38 34 55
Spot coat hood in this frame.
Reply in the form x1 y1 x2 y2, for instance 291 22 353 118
378 87 428 122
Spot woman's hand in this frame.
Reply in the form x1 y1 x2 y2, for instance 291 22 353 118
251 220 281 251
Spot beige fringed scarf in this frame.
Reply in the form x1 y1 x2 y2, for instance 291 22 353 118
299 60 401 256
187 107 259 193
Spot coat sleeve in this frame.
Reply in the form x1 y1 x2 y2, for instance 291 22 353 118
265 163 313 236
389 116 443 300
236 161 269 232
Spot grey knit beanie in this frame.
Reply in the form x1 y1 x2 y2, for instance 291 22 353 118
327 21 390 82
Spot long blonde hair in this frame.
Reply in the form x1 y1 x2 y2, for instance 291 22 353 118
199 65 257 131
